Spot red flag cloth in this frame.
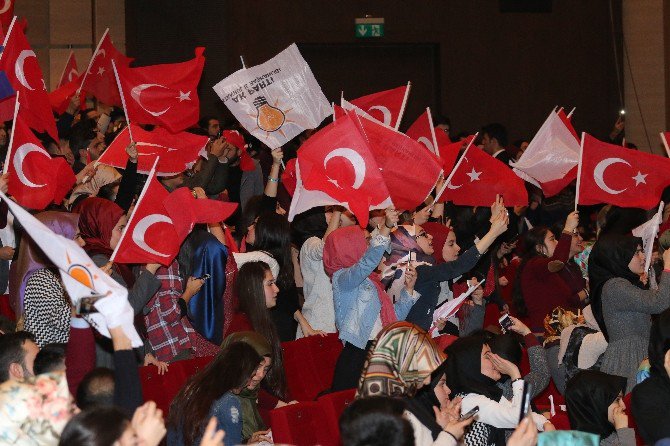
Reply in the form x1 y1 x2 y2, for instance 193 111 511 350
224 225 239 253
0 1 14 30
80 31 133 106
163 187 238 240
112 173 181 265
405 109 439 155
0 20 58 141
578 133 670 209
333 103 346 120
434 126 451 146
115 48 205 133
281 157 297 196
222 129 254 172
298 114 390 227
349 84 408 128
49 74 82 115
438 136 473 173
557 109 579 140
661 132 670 155
57 51 79 88
442 147 528 206
98 124 209 175
6 113 75 209
355 114 442 211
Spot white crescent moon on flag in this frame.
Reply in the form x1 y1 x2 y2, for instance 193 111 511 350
130 84 171 117
67 68 78 82
324 148 367 189
15 50 37 91
594 157 630 195
417 137 435 153
447 156 468 190
132 214 172 257
14 143 50 188
87 49 106 74
0 0 12 14
368 105 392 126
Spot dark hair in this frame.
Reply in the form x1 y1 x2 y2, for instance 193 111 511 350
198 116 219 130
489 333 522 368
0 331 35 382
481 122 508 148
512 226 551 316
168 342 262 446
252 211 293 290
236 261 287 400
648 307 670 380
339 396 413 446
76 368 115 410
58 406 129 446
69 119 98 156
34 343 66 375
237 195 264 242
0 314 16 334
97 181 121 201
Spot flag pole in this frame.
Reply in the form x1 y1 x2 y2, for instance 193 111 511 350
432 132 478 205
58 50 75 87
567 107 576 119
109 157 159 263
426 107 439 156
574 132 585 212
660 132 670 158
240 55 247 69
78 28 109 96
111 59 134 144
0 16 17 64
556 106 564 114
3 92 19 175
332 102 336 122
395 81 411 130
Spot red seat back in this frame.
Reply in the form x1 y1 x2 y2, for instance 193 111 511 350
317 389 356 446
281 334 343 400
623 393 644 445
270 401 323 446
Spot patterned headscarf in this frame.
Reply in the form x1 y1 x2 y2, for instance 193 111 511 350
0 372 75 445
357 321 445 398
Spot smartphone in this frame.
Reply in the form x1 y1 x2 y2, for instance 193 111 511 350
76 293 106 315
459 406 479 421
519 382 533 423
197 273 211 281
499 314 513 333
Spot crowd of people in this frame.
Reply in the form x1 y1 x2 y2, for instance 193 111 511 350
0 87 669 446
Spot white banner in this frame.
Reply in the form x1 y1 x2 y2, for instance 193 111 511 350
213 44 331 149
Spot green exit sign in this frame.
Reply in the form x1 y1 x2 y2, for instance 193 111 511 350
355 17 384 38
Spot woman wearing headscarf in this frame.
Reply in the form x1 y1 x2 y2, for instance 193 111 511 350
589 233 670 393
324 208 420 391
632 308 670 444
445 335 553 446
9 212 84 347
565 370 634 445
358 321 471 446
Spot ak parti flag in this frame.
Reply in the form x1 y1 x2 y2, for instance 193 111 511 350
5 108 75 210
80 29 133 106
347 83 410 129
99 124 209 175
578 133 670 209
0 18 58 141
405 108 439 155
442 146 528 206
57 51 79 88
116 47 205 133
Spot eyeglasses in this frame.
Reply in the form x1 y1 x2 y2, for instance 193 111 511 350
415 231 428 239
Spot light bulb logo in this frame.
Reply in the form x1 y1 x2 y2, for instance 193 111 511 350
253 96 285 132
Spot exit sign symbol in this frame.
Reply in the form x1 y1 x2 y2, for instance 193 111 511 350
355 17 384 38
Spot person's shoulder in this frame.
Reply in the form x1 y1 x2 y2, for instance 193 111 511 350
211 391 241 413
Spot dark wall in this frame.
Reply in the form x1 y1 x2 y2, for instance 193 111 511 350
126 0 621 141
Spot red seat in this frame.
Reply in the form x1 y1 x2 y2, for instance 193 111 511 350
317 389 356 446
281 333 343 400
623 393 644 445
270 401 323 446
550 411 571 430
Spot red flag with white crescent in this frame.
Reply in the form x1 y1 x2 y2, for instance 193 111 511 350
80 30 133 106
58 51 79 88
405 108 440 156
348 83 409 129
0 1 14 30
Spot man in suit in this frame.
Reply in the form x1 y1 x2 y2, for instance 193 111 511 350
481 123 511 166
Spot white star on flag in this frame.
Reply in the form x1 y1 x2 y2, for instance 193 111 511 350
97 67 105 76
632 171 648 186
466 167 482 182
177 90 191 102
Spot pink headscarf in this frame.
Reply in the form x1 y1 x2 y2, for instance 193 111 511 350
323 226 397 326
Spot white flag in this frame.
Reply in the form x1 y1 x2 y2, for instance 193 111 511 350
429 280 485 335
213 43 331 149
632 201 664 274
1 192 142 347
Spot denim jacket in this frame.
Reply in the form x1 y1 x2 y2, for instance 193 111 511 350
332 234 417 349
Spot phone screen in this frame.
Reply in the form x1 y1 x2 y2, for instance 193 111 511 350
519 382 533 423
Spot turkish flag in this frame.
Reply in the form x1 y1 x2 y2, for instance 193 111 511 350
115 47 205 133
347 83 409 129
0 2 14 30
442 146 528 206
57 51 79 88
6 111 75 210
98 124 209 175
49 74 83 115
80 30 133 106
298 113 390 227
405 108 439 155
333 103 346 120
111 171 180 265
661 132 670 156
438 136 474 173
281 158 297 196
163 187 238 240
578 133 670 209
0 18 58 141
355 114 442 211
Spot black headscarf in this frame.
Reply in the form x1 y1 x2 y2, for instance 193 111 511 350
565 370 626 438
648 308 670 383
405 361 448 440
445 335 503 402
588 234 643 340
